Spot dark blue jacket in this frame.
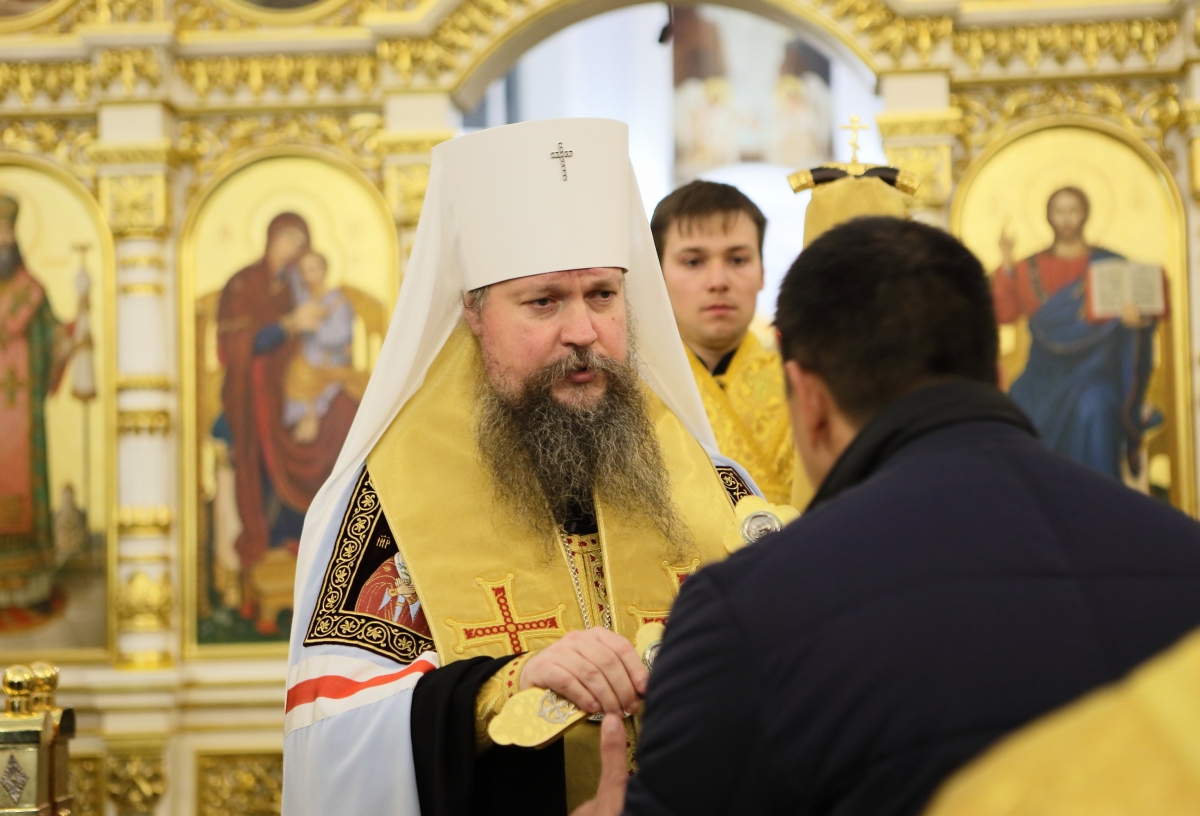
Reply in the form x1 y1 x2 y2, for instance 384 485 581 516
625 383 1200 816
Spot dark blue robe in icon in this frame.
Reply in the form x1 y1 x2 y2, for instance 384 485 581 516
1005 248 1159 479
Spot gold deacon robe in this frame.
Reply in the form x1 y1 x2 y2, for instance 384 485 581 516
303 325 745 809
688 333 812 507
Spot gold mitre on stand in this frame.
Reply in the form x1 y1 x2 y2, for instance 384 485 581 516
788 115 921 248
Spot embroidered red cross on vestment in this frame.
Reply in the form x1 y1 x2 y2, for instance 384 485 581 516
627 559 701 628
446 574 567 655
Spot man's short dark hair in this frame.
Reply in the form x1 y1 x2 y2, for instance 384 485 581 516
776 217 998 423
651 180 767 262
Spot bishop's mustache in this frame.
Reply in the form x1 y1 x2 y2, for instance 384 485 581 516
518 347 625 403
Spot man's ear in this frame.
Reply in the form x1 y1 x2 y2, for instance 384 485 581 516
784 360 826 438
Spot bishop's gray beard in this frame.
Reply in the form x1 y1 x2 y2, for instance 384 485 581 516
476 346 692 559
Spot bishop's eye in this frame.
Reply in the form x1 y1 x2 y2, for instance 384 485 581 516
530 297 553 308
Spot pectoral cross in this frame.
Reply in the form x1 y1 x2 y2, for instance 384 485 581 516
840 115 870 165
550 142 574 181
447 574 567 654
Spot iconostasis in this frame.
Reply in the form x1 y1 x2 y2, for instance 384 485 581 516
0 0 1198 813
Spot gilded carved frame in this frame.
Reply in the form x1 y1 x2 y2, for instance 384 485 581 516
950 114 1197 516
0 152 118 664
178 143 399 660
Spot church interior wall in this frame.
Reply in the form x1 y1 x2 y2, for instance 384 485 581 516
2 0 1200 813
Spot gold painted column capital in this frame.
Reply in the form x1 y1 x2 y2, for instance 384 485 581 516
877 107 963 217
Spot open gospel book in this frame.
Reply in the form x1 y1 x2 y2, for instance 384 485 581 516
1086 258 1167 322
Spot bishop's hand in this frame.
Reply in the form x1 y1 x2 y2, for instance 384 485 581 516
521 628 648 716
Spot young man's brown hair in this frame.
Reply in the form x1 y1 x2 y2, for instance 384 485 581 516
651 180 767 262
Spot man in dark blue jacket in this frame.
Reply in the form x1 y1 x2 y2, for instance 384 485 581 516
574 216 1200 816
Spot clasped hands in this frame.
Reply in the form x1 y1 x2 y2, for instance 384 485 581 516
520 628 647 816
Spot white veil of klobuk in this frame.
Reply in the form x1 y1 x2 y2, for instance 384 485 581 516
291 117 720 595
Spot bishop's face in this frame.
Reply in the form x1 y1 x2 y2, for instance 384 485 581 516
466 267 628 410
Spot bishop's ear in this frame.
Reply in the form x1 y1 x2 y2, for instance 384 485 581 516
463 300 484 336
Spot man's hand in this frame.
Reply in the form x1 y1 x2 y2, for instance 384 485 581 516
288 300 326 333
569 714 629 816
521 628 647 715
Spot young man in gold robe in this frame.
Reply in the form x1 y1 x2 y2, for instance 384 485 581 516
652 181 811 507
283 119 757 816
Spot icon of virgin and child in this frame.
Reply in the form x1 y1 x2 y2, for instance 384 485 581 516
991 187 1164 484
214 212 386 635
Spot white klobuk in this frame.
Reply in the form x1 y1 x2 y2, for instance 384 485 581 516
283 118 753 816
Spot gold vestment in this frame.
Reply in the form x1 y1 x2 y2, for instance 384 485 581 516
688 333 812 507
364 324 737 809
925 627 1200 816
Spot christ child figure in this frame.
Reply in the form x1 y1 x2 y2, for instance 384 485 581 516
283 250 360 444
354 554 431 636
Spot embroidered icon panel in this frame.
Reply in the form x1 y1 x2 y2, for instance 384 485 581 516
715 465 753 506
304 468 435 662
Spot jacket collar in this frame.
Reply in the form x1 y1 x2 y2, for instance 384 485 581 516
807 380 1036 511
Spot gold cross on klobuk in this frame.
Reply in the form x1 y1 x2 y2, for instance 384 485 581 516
447 574 568 655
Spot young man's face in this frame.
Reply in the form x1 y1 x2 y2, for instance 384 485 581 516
465 267 628 410
660 211 764 359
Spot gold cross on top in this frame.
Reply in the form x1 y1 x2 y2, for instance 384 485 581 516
840 115 870 165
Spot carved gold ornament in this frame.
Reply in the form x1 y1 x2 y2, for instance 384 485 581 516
385 162 431 226
176 113 386 197
68 756 105 816
816 0 951 64
96 48 162 96
196 753 282 816
116 374 171 391
1 122 96 183
116 571 172 631
0 61 92 105
89 141 176 167
105 751 165 816
952 82 1182 164
954 18 1179 72
885 145 952 207
876 109 963 140
98 174 169 238
116 409 171 434
175 53 375 99
117 505 172 536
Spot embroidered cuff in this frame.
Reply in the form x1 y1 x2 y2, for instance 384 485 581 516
474 652 533 754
